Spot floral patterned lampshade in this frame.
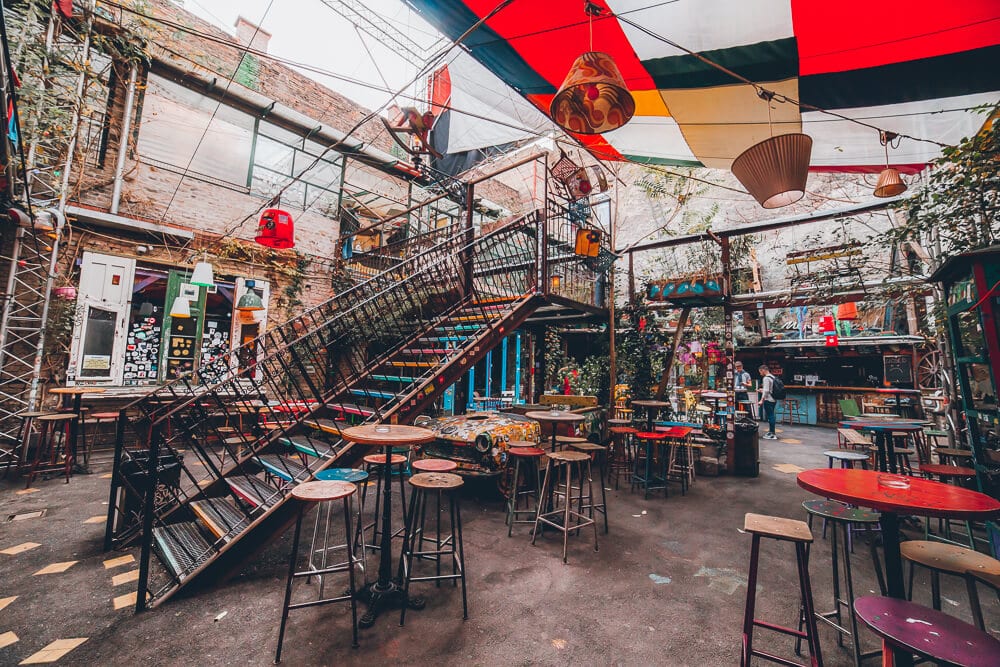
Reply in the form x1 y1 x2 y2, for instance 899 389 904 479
550 51 635 135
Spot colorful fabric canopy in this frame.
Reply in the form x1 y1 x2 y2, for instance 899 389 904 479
404 0 1000 171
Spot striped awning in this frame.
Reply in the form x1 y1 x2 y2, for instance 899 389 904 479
405 0 1000 171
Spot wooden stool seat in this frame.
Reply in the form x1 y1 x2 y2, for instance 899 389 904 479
547 450 590 464
37 413 76 423
901 541 1000 578
609 426 638 435
802 499 879 523
90 412 119 420
291 480 356 503
508 446 545 458
568 441 605 453
854 596 1000 666
411 458 458 473
838 428 871 447
606 418 631 426
921 463 976 478
20 410 56 418
554 435 588 445
743 513 813 543
935 447 973 458
507 440 537 448
408 471 463 490
363 453 407 466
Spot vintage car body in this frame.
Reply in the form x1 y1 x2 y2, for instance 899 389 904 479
414 412 542 476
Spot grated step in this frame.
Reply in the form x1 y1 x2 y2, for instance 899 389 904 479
226 475 281 509
280 435 337 458
152 522 213 581
370 374 417 383
350 388 398 400
257 454 310 483
190 498 249 541
325 403 375 418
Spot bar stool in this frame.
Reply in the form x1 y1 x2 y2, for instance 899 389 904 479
902 541 1000 611
824 449 870 470
532 450 597 563
4 411 52 479
359 452 408 553
800 500 883 665
919 465 978 548
275 480 360 662
506 445 545 537
409 458 459 575
740 513 822 667
309 468 369 593
554 435 587 450
631 431 669 499
568 441 609 534
965 567 1000 632
83 411 120 467
935 447 974 466
781 398 807 425
607 425 637 490
399 472 467 625
853 596 1000 666
664 432 694 492
24 413 77 487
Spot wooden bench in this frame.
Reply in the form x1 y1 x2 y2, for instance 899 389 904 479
838 428 870 448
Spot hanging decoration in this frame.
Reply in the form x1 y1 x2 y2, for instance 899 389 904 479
837 302 859 321
237 280 265 312
874 131 907 198
574 228 601 257
190 252 215 288
169 296 191 319
549 2 635 135
256 208 295 249
550 152 594 201
730 90 812 209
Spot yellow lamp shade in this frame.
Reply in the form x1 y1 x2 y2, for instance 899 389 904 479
550 51 635 135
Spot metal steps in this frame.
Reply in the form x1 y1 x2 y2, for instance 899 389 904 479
279 434 338 459
257 454 310 483
190 498 249 541
225 475 281 510
152 522 213 581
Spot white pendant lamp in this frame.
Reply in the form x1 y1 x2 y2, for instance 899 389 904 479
169 296 191 318
190 256 215 287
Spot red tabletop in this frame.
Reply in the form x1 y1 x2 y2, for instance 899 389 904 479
657 426 693 438
797 468 1000 520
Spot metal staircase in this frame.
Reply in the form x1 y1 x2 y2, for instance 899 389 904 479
102 204 613 611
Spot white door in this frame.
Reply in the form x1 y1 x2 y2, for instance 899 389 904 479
67 252 136 385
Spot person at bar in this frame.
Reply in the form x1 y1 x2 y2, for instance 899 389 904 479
758 365 777 440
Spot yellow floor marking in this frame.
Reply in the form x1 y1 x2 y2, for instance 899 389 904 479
772 463 805 474
112 591 137 610
14 488 39 495
782 438 803 445
1 543 40 556
83 516 105 524
0 631 18 649
19 637 88 664
32 561 77 576
111 570 139 586
0 596 16 612
103 554 134 569
100 473 113 479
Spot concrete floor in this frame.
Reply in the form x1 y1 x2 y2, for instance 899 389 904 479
2 425 997 665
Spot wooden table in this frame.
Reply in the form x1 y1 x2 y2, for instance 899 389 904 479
340 424 435 627
524 410 584 452
49 386 105 471
839 419 924 474
797 468 1000 666
631 400 672 431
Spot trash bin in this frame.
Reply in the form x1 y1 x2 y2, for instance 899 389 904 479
733 419 760 477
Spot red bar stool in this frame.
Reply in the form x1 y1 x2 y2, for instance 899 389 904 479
740 513 822 667
24 413 77 487
5 411 53 479
853 596 1000 666
631 431 669 499
85 411 121 468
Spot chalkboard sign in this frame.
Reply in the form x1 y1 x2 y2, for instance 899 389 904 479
884 355 912 385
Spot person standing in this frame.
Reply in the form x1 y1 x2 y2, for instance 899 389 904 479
734 361 752 415
758 365 778 439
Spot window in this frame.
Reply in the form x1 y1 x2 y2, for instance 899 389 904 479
138 74 255 186
252 121 343 213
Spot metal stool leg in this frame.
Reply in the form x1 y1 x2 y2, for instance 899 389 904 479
275 507 305 664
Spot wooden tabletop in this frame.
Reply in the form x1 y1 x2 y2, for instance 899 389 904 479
839 419 924 432
698 391 727 399
341 424 435 446
631 400 672 409
797 468 1000 520
50 386 106 395
920 464 977 478
524 410 585 423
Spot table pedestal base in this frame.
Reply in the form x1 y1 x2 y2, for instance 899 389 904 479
356 580 424 628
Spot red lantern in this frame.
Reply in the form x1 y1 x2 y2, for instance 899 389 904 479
256 209 295 249
818 315 835 333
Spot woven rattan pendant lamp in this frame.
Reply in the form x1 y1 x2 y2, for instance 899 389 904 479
874 131 907 198
550 2 635 135
730 90 813 209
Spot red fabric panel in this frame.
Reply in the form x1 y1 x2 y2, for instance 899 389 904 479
462 0 655 91
793 0 1000 75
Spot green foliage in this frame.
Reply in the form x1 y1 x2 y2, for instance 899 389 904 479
576 354 610 398
543 326 568 389
876 106 1000 259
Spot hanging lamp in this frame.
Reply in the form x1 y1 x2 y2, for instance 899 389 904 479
190 252 215 287
874 131 907 198
237 280 265 312
549 3 634 135
730 90 812 209
169 296 191 318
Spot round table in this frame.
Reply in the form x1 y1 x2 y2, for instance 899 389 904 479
524 410 584 452
823 449 870 469
49 386 106 471
797 468 1000 667
340 424 435 627
839 419 924 474
699 391 728 425
631 400 672 431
